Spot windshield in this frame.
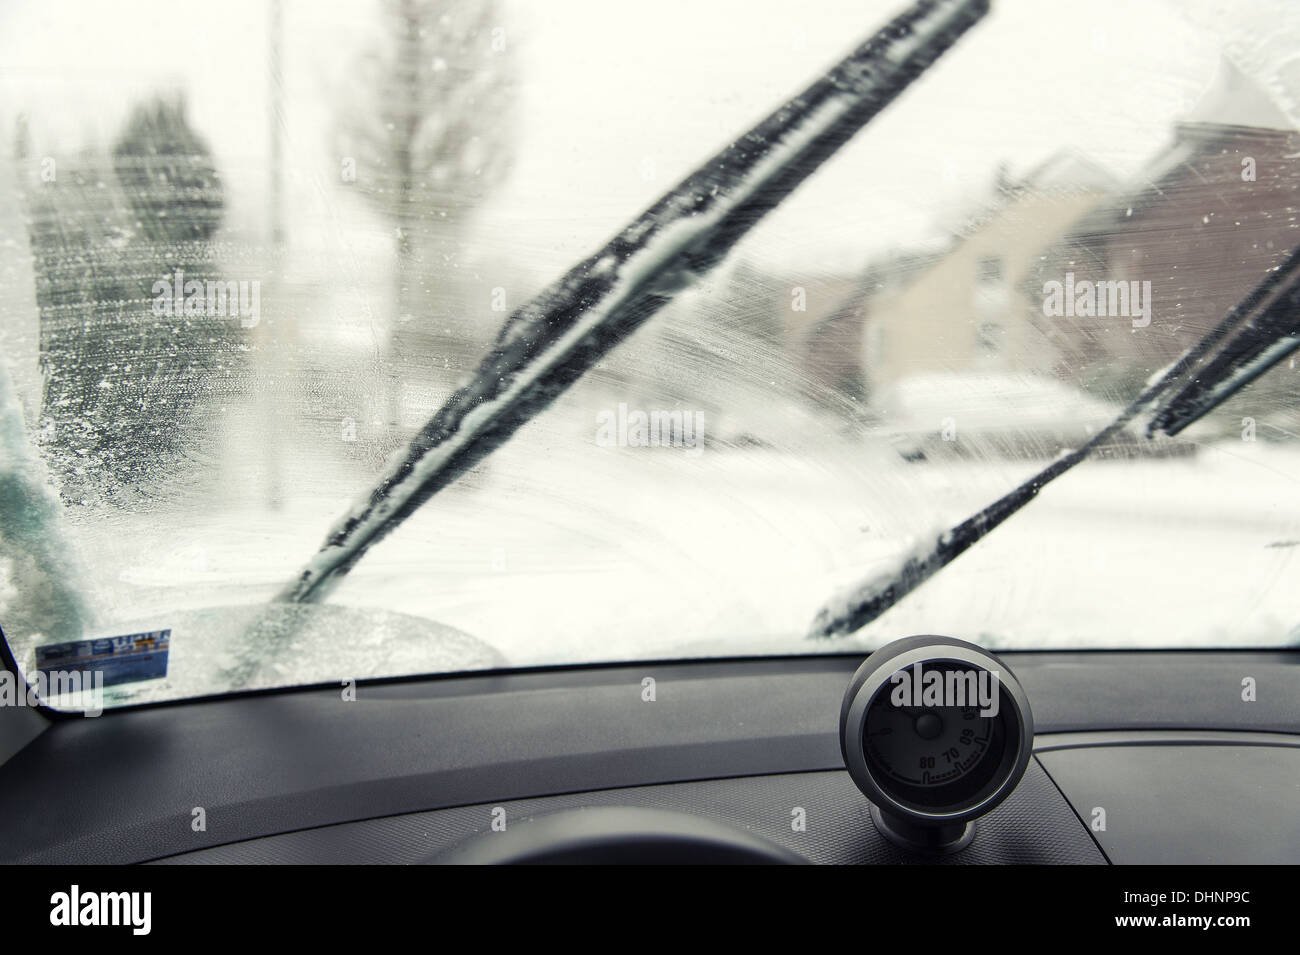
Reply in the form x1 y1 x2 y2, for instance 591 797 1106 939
2 0 1299 711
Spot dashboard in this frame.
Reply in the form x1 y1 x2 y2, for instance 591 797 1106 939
0 649 1298 864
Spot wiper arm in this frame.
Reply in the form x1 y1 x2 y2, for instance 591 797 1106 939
278 0 990 604
809 246 1300 639
1147 247 1300 437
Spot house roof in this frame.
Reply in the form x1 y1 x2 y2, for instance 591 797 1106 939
1186 56 1295 132
1058 56 1298 237
811 149 1120 341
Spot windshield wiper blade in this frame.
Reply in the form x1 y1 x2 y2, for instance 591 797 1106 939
809 249 1300 639
1147 251 1300 437
277 0 990 604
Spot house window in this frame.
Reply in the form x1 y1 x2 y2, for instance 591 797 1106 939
976 255 1004 284
977 321 1005 354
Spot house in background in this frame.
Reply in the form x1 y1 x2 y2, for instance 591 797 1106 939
799 248 943 409
853 151 1117 397
1028 57 1300 416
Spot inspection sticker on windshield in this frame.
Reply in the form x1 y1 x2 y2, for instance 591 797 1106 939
36 630 171 688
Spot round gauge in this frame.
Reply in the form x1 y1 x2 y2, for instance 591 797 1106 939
840 635 1033 852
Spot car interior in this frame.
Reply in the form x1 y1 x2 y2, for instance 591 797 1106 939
1 0 1298 886
2 640 1298 865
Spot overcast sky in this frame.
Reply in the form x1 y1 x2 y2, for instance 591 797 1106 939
2 0 1296 276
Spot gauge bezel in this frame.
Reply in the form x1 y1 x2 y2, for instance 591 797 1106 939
840 635 1034 827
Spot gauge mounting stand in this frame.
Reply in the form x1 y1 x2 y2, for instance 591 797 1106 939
840 635 1034 854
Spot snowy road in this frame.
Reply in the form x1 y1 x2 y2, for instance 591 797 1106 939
31 412 1300 706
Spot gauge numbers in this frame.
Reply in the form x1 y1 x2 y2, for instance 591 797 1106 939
864 693 994 788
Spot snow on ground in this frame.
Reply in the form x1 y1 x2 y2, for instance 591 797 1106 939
15 402 1300 705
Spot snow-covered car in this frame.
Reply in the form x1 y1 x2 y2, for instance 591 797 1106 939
870 371 1188 460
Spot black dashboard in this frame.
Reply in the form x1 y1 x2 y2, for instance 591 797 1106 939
1 650 1297 865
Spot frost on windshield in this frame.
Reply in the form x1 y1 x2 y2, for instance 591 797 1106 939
1 0 1300 709
21 99 243 508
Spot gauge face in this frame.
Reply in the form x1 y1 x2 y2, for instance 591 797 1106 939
840 638 1034 826
864 690 995 789
859 659 1011 811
